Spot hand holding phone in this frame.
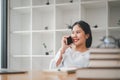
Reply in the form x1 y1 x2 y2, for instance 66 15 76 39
67 36 73 45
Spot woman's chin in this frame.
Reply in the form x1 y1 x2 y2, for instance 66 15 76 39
73 43 78 46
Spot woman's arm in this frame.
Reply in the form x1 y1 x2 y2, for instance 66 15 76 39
56 36 70 67
56 49 65 67
49 36 70 69
49 49 65 69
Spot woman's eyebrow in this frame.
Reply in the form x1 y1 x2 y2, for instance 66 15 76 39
75 29 81 32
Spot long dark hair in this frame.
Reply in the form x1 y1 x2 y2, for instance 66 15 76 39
71 20 92 48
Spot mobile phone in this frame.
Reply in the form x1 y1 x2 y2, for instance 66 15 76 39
67 36 73 45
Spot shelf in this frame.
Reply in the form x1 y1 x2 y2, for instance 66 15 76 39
13 55 31 57
32 5 54 8
108 27 120 29
56 0 79 4
56 3 79 11
13 55 54 58
32 55 54 57
55 29 71 32
11 31 31 34
81 0 106 8
11 29 72 33
56 2 79 6
32 29 53 32
91 28 106 31
32 0 54 6
11 6 31 10
10 8 31 16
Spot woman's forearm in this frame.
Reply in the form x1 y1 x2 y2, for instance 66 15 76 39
56 54 62 67
56 49 65 67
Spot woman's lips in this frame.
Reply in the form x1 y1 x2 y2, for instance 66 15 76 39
73 38 79 42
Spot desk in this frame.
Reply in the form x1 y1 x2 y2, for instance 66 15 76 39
0 70 76 80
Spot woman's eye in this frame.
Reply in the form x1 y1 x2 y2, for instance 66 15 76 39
76 31 80 34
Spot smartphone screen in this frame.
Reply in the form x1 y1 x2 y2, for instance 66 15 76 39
67 36 73 45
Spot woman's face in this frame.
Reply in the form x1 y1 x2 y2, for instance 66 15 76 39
71 24 88 47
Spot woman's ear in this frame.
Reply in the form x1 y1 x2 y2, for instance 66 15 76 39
86 34 89 39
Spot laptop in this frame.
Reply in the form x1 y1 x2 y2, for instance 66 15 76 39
0 69 27 74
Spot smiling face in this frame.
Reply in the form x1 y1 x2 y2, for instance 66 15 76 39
71 24 89 48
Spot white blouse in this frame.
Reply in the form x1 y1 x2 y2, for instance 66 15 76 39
49 48 90 69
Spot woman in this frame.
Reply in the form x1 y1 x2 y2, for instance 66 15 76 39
49 20 92 69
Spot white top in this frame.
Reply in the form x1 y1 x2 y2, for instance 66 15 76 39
49 48 90 69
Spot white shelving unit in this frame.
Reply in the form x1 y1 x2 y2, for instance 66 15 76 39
8 0 120 70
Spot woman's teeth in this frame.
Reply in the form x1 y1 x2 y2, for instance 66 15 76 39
74 39 79 42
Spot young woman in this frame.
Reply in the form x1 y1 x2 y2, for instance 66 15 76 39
49 20 92 69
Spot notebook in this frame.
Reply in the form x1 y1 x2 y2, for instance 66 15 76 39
0 69 27 74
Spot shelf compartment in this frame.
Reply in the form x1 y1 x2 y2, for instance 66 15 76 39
9 57 31 70
32 6 54 30
32 57 53 70
108 27 120 42
108 29 120 39
32 32 55 55
81 0 107 29
10 8 31 32
10 34 31 55
108 0 120 27
91 30 106 48
56 4 80 29
10 0 30 8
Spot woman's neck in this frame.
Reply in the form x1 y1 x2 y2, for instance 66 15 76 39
73 45 88 52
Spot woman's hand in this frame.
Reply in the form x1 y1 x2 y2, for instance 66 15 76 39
60 36 70 54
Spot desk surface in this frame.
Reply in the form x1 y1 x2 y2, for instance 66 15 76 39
0 70 76 80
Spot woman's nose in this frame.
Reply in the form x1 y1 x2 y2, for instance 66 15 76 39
71 33 77 38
